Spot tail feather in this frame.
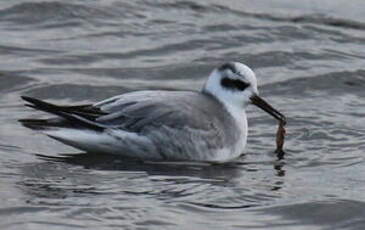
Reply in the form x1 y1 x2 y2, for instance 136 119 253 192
19 119 50 130
18 118 72 130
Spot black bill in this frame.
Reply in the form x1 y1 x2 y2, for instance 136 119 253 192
250 94 286 125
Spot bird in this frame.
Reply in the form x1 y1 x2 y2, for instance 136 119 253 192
19 62 286 163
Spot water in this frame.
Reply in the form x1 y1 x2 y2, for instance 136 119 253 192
1 0 365 229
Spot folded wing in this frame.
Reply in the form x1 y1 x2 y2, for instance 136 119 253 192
19 91 225 134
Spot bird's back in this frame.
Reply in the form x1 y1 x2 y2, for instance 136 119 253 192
95 90 236 133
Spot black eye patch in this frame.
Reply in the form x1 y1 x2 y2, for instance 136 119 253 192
221 78 250 91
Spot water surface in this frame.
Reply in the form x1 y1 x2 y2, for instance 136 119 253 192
1 0 365 229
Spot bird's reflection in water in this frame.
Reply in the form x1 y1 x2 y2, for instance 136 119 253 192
34 151 286 183
19 152 286 210
35 152 247 180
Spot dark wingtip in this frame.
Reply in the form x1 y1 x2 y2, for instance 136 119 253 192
20 96 58 113
21 96 43 105
19 96 105 132
21 95 33 102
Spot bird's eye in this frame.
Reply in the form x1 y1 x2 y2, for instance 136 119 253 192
221 78 250 91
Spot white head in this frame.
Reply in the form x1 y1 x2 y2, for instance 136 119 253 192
203 62 286 123
203 62 258 109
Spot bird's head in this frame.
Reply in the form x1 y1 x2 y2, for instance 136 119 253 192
203 62 286 123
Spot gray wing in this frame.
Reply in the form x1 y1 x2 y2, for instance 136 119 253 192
93 90 235 135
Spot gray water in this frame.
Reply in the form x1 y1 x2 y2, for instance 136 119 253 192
1 0 365 229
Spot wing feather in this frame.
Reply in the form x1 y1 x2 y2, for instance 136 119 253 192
92 91 224 132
